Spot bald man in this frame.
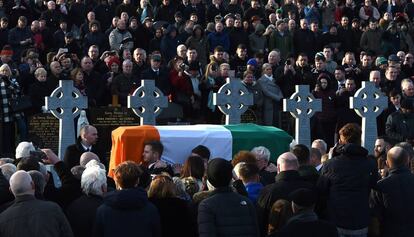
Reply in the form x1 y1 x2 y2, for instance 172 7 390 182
257 152 313 236
0 171 73 237
64 125 104 169
370 147 414 237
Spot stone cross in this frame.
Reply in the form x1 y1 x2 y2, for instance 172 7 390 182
45 80 88 159
283 85 322 148
128 80 168 125
213 77 253 125
350 81 388 154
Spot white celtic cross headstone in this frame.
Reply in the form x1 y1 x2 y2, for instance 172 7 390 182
45 80 88 159
283 85 322 148
127 80 168 125
213 77 253 125
350 81 388 154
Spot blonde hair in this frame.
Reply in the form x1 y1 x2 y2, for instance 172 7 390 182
0 64 12 77
147 174 176 198
34 67 47 78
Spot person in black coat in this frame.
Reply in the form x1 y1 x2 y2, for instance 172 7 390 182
317 123 379 236
66 164 107 237
93 161 161 237
257 152 314 237
81 57 105 106
198 158 259 237
148 175 196 237
370 146 414 237
141 54 172 96
63 125 103 170
0 171 13 207
28 68 53 114
273 188 338 237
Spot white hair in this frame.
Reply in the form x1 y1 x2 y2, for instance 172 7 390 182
251 146 271 161
81 165 107 196
85 159 105 170
0 163 17 181
15 142 36 159
311 139 327 154
9 170 34 196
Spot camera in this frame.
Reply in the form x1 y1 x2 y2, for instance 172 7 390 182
179 63 189 71
30 149 47 161
285 59 291 65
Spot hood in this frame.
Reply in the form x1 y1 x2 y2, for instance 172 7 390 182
104 187 149 210
335 143 368 158
192 24 204 37
165 24 177 35
255 23 265 34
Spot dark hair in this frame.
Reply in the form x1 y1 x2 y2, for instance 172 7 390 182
339 123 362 145
323 45 332 51
292 144 310 165
268 199 293 234
144 140 164 156
214 46 224 53
181 155 205 180
335 65 345 72
17 157 40 172
114 161 143 189
191 145 211 160
238 163 259 180
389 89 401 98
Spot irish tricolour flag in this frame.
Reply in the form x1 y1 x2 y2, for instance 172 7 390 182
109 124 292 176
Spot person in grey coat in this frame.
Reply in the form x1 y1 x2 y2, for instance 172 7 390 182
198 158 259 237
257 63 283 126
109 19 133 52
0 170 73 237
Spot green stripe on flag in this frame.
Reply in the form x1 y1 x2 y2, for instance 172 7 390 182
224 123 292 163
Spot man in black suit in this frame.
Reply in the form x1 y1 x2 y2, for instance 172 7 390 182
63 125 103 169
142 140 174 177
140 54 171 96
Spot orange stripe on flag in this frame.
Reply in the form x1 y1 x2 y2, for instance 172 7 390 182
108 125 160 177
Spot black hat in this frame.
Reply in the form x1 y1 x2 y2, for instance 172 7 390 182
65 32 73 38
175 11 183 18
207 158 233 188
289 188 317 207
388 54 400 62
224 13 235 20
400 99 414 110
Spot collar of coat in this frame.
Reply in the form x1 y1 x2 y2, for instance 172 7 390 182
275 170 301 182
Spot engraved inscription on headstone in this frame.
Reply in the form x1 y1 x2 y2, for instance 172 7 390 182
28 114 59 154
45 80 88 159
88 107 140 162
213 78 253 125
283 85 322 148
127 80 168 125
350 81 388 154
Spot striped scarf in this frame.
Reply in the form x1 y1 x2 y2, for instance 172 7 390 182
0 78 11 122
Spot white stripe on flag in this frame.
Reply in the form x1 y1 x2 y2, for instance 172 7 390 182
156 125 233 164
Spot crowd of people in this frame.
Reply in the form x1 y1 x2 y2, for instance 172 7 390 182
0 123 414 237
0 0 414 236
0 0 413 155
